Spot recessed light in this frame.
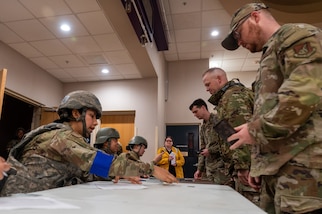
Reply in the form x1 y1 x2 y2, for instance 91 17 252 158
60 24 71 32
211 30 219 37
102 68 109 74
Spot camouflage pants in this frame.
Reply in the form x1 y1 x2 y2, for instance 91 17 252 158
235 178 260 207
260 162 322 214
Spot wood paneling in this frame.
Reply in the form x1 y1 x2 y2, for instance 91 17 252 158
100 114 135 153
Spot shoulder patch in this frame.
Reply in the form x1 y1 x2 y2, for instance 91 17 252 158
293 42 316 58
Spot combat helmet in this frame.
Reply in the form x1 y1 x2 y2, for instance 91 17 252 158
95 127 120 146
126 136 148 150
58 90 102 119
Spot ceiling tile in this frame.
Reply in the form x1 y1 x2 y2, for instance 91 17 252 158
202 0 224 10
115 64 141 75
6 20 55 41
65 0 101 13
0 0 34 22
61 36 102 53
20 0 71 17
169 0 201 14
172 13 201 29
104 51 133 64
49 54 85 68
30 57 59 69
0 24 24 43
30 40 72 56
177 42 200 53
77 11 114 35
201 26 229 40
9 43 43 58
46 68 72 78
202 10 230 27
94 34 124 51
40 15 89 38
64 67 94 77
178 52 201 60
175 28 201 42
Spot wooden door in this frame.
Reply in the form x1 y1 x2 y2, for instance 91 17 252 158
40 108 59 125
100 113 135 153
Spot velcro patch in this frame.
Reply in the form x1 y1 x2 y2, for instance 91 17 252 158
293 42 316 58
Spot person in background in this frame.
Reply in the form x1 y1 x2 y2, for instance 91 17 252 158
94 127 120 156
202 67 259 205
0 90 177 196
112 136 167 180
0 157 10 180
156 136 185 179
222 2 322 214
190 98 228 184
6 127 25 154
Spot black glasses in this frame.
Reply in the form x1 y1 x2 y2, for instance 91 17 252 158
232 13 251 40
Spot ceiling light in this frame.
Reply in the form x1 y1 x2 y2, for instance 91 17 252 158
211 30 219 37
101 68 109 74
60 24 71 32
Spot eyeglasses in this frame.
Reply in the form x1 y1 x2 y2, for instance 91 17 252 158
165 139 172 142
232 13 251 41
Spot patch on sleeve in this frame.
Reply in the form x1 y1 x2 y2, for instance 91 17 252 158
293 42 316 58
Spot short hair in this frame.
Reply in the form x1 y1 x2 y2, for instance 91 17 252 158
189 98 208 111
202 67 226 78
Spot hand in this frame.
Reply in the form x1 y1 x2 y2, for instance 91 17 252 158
0 157 10 180
249 176 261 191
194 170 202 180
153 152 164 164
152 165 178 183
237 169 250 186
113 176 142 184
228 123 256 150
200 148 209 157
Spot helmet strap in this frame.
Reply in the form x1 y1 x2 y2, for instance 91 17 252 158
81 108 88 139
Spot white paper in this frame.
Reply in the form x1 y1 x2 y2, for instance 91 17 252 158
0 194 79 210
95 182 147 190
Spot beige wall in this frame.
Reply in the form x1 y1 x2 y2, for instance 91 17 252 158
0 41 63 107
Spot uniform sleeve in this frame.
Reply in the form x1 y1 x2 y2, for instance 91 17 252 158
109 153 154 177
248 36 322 143
223 88 253 171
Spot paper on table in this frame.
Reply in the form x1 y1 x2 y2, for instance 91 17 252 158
95 182 147 190
0 194 79 210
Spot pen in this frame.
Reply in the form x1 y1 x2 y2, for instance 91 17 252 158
2 171 8 177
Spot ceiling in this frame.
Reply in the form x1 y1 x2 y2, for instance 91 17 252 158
0 0 321 83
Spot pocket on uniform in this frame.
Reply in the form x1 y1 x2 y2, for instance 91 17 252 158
280 194 322 213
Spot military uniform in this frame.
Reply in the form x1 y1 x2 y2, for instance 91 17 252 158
109 151 154 177
249 23 322 213
0 123 154 196
198 113 231 184
208 79 259 205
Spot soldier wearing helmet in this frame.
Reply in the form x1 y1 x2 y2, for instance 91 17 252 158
0 91 177 196
94 127 120 155
110 136 170 181
125 136 148 160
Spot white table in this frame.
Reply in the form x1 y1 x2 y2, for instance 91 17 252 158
3 179 266 214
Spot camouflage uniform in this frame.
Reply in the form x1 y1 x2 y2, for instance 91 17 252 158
249 24 322 213
208 79 259 205
0 123 154 196
109 151 154 177
198 113 231 184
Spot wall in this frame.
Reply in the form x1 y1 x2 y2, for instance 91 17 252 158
165 60 257 125
0 41 63 107
165 59 210 124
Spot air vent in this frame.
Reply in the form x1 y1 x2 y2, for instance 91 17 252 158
80 54 109 65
